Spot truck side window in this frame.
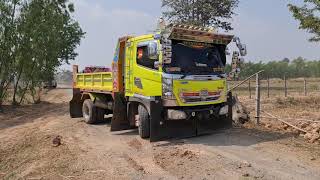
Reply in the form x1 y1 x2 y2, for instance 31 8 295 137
136 46 158 70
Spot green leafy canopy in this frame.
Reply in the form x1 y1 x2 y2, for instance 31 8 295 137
0 0 85 105
289 0 320 42
162 0 239 31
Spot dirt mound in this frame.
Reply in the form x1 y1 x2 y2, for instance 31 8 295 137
154 146 200 168
298 122 320 143
262 120 320 144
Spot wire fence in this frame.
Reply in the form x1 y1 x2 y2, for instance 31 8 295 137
228 77 320 99
228 72 320 125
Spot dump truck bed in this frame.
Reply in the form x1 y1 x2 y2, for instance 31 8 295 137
75 72 113 93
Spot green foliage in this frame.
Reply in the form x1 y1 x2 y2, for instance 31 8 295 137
0 0 84 106
289 0 320 42
226 57 320 79
162 0 239 30
0 0 20 104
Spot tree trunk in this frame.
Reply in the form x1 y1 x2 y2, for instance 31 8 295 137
18 82 30 105
12 63 24 105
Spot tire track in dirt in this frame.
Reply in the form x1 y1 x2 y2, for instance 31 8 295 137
123 153 146 173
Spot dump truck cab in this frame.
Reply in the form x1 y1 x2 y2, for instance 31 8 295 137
70 24 246 141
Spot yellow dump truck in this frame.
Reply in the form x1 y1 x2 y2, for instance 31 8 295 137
70 24 247 141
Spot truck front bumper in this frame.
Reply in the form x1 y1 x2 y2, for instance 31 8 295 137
166 105 228 121
150 93 233 142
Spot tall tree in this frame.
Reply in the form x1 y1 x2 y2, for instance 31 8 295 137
289 0 320 42
162 0 239 30
12 0 84 104
0 0 84 106
0 0 20 106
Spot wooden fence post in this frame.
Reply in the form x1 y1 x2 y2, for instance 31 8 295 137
256 73 261 125
304 78 307 96
284 75 287 97
267 76 270 98
249 79 252 99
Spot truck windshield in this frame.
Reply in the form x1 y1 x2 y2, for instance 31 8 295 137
164 40 226 75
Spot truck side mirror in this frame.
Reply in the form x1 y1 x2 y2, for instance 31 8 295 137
148 41 159 60
225 47 230 56
154 61 161 69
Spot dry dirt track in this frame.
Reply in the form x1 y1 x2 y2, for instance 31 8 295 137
1 88 320 180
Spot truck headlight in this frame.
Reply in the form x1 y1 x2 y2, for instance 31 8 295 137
162 77 174 99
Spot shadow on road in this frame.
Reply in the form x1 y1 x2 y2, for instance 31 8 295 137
153 127 293 147
0 101 68 130
111 123 292 148
91 117 112 126
112 129 139 136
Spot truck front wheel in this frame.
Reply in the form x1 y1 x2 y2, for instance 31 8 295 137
138 105 150 139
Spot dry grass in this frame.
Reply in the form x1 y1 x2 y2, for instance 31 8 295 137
234 80 320 144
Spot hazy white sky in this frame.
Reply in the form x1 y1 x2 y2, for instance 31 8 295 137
68 0 319 69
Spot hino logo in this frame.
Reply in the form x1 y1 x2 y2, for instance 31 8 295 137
200 90 209 97
195 62 207 67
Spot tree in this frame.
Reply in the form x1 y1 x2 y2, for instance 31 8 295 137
0 0 84 106
162 0 239 31
11 0 84 104
226 57 320 80
289 0 320 42
0 0 20 106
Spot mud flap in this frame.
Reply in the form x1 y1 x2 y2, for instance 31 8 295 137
150 97 196 142
69 92 83 118
149 93 233 142
111 93 130 131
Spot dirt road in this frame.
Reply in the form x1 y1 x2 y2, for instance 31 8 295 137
1 88 320 180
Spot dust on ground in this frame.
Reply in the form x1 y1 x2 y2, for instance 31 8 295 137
1 88 320 180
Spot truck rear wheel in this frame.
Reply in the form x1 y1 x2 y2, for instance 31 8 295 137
82 99 105 124
138 105 150 139
83 99 95 124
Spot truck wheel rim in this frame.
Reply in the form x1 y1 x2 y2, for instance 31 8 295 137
83 104 90 119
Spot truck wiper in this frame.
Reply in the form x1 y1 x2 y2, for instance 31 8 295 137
216 74 226 79
180 74 187 79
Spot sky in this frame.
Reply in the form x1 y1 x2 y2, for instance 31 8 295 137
68 0 319 69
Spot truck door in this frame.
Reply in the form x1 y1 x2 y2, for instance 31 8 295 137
132 40 162 97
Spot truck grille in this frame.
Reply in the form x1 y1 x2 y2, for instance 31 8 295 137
182 95 221 104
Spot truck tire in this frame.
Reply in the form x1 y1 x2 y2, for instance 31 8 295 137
138 105 150 139
82 99 98 124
